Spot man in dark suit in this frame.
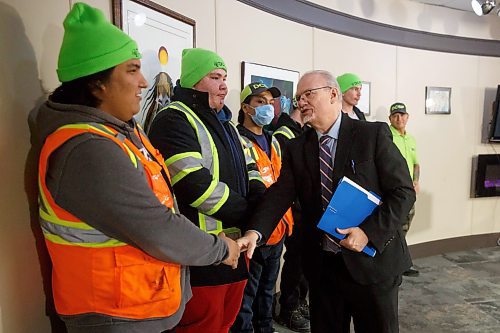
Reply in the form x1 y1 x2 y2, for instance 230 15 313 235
238 70 415 333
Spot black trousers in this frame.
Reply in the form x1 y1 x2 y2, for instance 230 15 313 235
308 252 402 333
279 231 309 313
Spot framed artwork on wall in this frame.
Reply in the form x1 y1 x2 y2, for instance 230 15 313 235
357 81 371 116
112 0 195 130
241 61 300 120
425 86 451 115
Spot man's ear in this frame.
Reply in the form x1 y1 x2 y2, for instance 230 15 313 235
242 103 253 114
90 80 105 97
331 87 339 103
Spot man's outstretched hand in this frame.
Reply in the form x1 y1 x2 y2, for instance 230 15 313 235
236 231 260 259
219 232 240 269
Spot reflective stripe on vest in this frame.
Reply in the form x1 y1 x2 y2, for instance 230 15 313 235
273 126 296 141
235 124 264 184
160 102 233 235
240 135 294 245
38 122 181 319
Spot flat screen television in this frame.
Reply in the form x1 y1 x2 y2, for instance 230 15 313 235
474 154 500 197
489 85 500 142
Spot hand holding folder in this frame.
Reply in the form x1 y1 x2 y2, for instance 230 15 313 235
317 177 381 257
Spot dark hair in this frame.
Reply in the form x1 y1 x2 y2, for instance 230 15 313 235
238 109 245 124
238 95 256 124
49 67 115 107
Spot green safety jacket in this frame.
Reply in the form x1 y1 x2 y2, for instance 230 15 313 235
163 101 261 236
149 89 265 286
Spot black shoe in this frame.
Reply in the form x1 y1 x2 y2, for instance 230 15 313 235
277 309 310 332
298 300 310 320
403 267 420 277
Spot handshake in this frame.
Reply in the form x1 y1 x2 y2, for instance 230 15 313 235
218 230 260 269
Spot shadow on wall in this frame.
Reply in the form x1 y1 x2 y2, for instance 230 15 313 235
360 0 375 18
408 190 433 238
373 105 389 122
0 2 66 333
481 87 497 143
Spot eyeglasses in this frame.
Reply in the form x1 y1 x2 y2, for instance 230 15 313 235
295 86 332 102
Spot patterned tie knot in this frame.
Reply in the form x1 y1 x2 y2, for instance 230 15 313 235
320 135 332 146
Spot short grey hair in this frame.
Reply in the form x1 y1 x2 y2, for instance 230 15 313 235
300 70 342 101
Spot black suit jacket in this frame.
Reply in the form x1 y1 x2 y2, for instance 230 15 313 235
248 113 415 285
353 106 366 121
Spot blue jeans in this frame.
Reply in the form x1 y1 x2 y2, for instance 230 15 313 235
232 237 285 333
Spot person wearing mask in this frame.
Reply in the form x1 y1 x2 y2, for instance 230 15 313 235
148 49 265 333
238 70 415 333
389 102 421 277
273 102 311 333
231 83 294 333
31 4 239 332
337 73 366 121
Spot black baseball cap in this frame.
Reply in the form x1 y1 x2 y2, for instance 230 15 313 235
390 102 408 115
240 82 281 104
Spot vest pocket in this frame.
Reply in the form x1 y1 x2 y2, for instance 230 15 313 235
114 247 181 312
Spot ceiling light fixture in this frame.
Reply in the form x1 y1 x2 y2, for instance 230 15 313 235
471 0 496 16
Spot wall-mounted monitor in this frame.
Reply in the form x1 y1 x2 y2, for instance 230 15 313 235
489 85 500 142
474 154 500 197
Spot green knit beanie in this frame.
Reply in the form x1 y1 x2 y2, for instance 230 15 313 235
57 2 141 82
337 73 362 93
180 48 227 88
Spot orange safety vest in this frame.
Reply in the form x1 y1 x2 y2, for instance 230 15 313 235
38 123 181 319
245 136 294 245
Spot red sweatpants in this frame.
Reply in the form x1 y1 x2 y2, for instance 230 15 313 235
175 280 247 333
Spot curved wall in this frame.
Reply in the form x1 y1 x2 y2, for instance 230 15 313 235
237 0 500 56
311 0 500 40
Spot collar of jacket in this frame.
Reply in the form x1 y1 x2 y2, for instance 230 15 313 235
172 84 234 122
274 113 303 135
172 84 213 112
36 100 140 147
236 123 272 143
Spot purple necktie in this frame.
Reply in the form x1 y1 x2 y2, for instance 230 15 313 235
319 135 334 210
319 135 341 252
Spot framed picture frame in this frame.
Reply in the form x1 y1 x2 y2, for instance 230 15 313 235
357 81 371 116
425 86 451 114
241 61 300 118
112 0 195 130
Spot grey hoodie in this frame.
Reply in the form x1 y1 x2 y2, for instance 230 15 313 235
33 100 229 333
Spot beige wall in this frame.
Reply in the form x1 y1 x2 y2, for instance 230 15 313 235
1 0 499 331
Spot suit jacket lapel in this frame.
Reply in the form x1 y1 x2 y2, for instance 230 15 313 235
333 113 354 185
304 128 320 192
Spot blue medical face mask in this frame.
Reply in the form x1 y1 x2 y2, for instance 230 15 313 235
249 104 275 126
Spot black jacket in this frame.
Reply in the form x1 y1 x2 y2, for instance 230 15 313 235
353 106 366 121
273 113 304 147
248 113 415 285
149 86 264 286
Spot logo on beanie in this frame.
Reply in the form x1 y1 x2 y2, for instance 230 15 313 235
214 61 224 67
351 80 362 87
132 48 141 58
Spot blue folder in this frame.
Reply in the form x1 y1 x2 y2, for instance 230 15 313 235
317 177 381 257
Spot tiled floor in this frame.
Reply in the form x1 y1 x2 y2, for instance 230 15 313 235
273 246 500 333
